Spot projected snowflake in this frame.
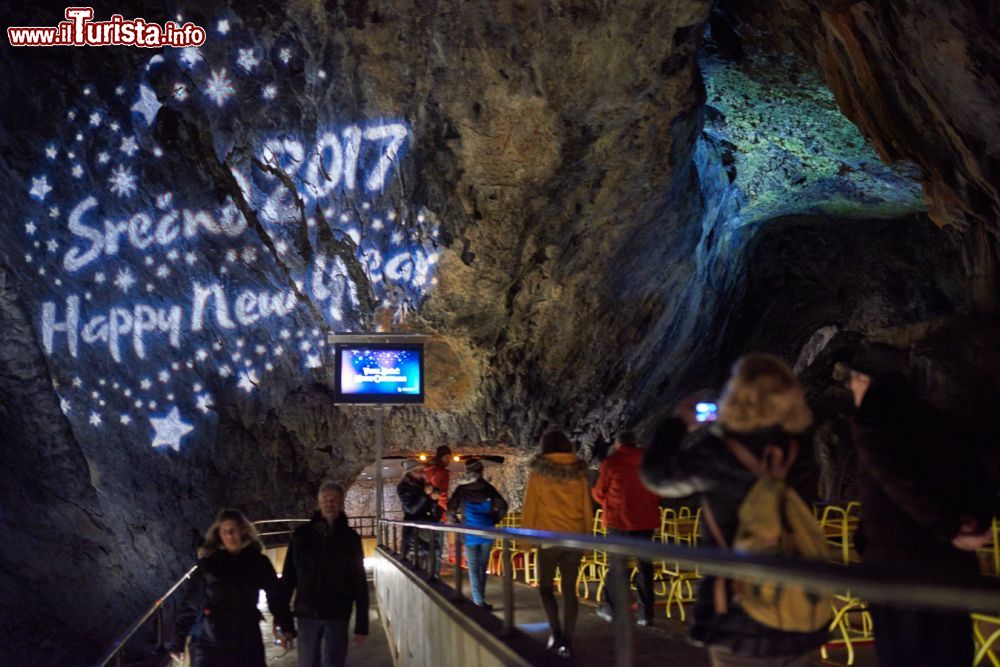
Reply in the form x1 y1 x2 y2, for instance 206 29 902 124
18 16 442 453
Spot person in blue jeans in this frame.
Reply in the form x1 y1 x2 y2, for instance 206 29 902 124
447 458 509 608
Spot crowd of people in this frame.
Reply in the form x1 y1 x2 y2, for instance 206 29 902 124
167 346 996 667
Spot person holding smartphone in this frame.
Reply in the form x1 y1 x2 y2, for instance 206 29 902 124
640 354 825 667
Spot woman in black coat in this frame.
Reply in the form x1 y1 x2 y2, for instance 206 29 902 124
641 354 827 667
167 509 293 667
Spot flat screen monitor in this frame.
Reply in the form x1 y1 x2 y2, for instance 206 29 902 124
334 343 424 404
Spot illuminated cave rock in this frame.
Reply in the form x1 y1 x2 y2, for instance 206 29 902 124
0 1 997 663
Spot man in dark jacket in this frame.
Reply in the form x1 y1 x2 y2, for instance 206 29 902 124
448 458 509 607
397 459 444 577
282 480 368 667
847 343 994 667
592 430 661 626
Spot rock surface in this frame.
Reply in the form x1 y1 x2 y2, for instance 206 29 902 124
0 1 997 664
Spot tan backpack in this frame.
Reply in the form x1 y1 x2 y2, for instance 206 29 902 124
702 438 833 633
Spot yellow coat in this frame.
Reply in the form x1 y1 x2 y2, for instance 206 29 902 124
521 452 593 536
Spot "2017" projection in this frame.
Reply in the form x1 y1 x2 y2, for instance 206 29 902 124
22 19 441 452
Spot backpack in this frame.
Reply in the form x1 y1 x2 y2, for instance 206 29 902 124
702 438 833 633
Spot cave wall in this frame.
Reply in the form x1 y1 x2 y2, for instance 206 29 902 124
0 1 998 664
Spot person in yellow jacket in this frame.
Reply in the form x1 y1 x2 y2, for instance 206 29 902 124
521 430 593 659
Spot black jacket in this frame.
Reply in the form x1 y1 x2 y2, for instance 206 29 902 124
851 375 995 578
641 418 826 658
168 544 291 667
282 512 369 634
397 476 444 522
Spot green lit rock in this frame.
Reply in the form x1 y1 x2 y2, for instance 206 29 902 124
700 46 925 227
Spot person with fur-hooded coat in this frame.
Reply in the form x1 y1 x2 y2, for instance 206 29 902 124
168 509 293 667
521 430 593 659
641 354 825 666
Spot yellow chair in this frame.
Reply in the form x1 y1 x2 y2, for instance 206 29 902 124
977 518 999 577
817 502 862 566
974 612 1000 667
577 508 609 601
657 507 679 543
650 557 699 622
820 592 874 666
675 507 702 546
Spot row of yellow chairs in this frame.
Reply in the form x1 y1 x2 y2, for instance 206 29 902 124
481 505 999 666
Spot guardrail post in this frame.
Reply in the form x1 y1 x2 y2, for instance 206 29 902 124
428 530 437 581
115 651 122 667
502 541 514 636
453 533 464 601
609 554 633 667
155 605 164 649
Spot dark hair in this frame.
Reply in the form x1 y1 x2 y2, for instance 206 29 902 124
540 430 574 454
616 430 638 447
435 445 452 459
318 479 345 497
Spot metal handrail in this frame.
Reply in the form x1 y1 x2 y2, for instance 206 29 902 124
378 519 1000 667
95 565 198 667
379 519 1000 612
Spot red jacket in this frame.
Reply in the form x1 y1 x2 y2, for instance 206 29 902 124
592 445 660 531
423 462 450 513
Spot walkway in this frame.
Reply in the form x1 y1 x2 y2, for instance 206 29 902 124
374 558 875 666
263 581 394 667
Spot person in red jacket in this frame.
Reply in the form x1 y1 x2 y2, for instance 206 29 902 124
592 430 661 626
423 445 453 514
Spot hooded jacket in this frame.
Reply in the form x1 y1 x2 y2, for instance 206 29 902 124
168 542 292 666
448 476 509 546
592 444 660 531
282 512 369 634
851 374 995 578
641 418 825 658
521 452 594 536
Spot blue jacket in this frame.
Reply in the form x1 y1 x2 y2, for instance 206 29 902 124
447 477 508 546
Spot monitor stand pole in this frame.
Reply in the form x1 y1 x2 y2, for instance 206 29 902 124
373 405 386 524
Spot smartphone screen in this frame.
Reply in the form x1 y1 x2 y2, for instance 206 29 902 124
695 402 718 423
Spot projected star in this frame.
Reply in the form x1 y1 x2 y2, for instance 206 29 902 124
71 164 83 179
60 398 71 414
195 394 214 414
237 49 259 72
204 69 235 107
278 47 292 64
25 221 36 235
262 85 277 101
217 19 230 34
97 152 110 165
119 136 139 157
119 414 131 425
237 369 258 392
46 239 58 253
89 111 102 127
89 412 102 426
108 165 137 198
113 268 136 293
131 83 161 126
149 406 194 451
45 145 58 160
29 176 52 201
305 354 322 368
179 47 202 68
